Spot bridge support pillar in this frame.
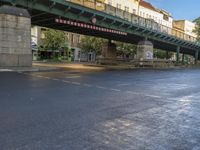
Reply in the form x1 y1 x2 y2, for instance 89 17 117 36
195 50 199 65
176 46 180 63
182 53 185 64
166 51 169 59
136 40 153 60
101 40 116 59
0 5 32 67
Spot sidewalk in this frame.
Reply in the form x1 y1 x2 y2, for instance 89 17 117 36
32 62 155 71
0 65 62 72
0 62 107 72
33 62 107 71
1 61 197 72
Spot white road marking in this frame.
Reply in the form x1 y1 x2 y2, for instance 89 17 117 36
62 80 70 83
35 75 51 80
24 74 162 99
126 91 138 95
71 82 81 85
145 94 161 98
65 76 80 78
110 88 121 92
0 69 13 72
83 84 93 87
36 75 44 78
126 91 161 98
42 76 51 79
96 86 107 89
118 83 131 86
51 78 59 81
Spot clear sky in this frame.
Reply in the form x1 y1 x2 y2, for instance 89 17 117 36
146 0 199 21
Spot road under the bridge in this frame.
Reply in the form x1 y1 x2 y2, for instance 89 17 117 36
1 69 200 149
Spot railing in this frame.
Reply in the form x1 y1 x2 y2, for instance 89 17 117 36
66 0 197 43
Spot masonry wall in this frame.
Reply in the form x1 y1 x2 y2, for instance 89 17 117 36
136 41 154 60
0 13 32 67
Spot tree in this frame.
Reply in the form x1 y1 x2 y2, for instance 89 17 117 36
194 17 200 41
42 28 66 51
154 49 173 59
81 36 108 55
116 42 137 58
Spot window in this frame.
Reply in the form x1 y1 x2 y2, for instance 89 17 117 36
133 9 136 14
71 34 74 44
163 15 169 21
108 0 112 5
117 3 121 9
77 35 81 44
125 6 129 12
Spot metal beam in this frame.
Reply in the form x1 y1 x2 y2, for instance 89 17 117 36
182 53 185 64
195 50 199 64
1 0 199 54
49 1 56 9
176 46 180 63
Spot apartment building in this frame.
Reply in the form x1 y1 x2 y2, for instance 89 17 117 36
173 20 197 38
31 26 94 62
104 0 172 30
105 0 140 14
139 0 173 28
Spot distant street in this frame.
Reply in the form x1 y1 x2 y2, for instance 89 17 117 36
1 69 200 150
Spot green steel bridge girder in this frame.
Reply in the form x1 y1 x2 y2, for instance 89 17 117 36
176 46 180 63
195 50 199 64
1 0 200 55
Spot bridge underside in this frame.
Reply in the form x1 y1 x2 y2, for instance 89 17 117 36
0 0 200 60
29 11 196 58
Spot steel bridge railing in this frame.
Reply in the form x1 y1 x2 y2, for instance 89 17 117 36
65 0 197 43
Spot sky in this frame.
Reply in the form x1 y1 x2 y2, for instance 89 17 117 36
146 0 199 21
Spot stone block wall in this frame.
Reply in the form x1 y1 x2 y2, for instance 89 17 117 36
102 42 117 58
0 6 32 67
136 40 154 60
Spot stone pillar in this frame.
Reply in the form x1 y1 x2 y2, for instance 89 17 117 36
176 46 180 63
136 40 153 60
0 5 32 67
195 50 199 65
101 40 116 59
182 53 185 64
166 51 169 59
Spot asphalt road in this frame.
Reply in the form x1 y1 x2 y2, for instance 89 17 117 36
1 69 200 150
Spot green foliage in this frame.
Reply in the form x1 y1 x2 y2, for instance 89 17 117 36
42 28 66 51
194 17 200 41
154 49 173 59
116 42 137 55
194 17 200 22
81 36 108 54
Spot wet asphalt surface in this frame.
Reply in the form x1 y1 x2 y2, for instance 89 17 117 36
1 69 200 150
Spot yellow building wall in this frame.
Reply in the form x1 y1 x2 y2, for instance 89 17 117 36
173 21 185 31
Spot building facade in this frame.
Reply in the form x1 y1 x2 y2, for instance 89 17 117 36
173 20 197 38
105 0 140 14
31 26 95 62
103 0 173 33
138 0 173 29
